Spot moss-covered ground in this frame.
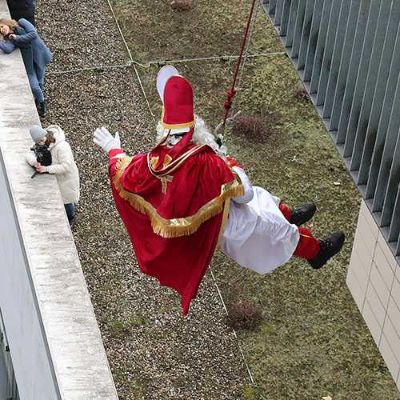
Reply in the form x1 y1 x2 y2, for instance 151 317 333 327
109 0 400 398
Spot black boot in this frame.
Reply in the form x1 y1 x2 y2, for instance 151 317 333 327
69 216 76 230
290 202 316 226
309 231 345 269
38 101 47 117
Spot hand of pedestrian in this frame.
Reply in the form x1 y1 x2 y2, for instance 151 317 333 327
93 127 121 153
35 163 46 173
9 34 16 40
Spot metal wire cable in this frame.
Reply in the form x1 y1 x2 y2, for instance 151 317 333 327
235 1 261 105
47 51 285 76
210 268 255 384
105 0 156 121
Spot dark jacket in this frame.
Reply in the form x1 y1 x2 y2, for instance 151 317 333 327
6 0 35 15
0 18 52 75
6 0 35 24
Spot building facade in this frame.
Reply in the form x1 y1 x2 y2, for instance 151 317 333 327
261 0 400 388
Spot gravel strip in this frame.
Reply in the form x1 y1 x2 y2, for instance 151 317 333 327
37 0 129 72
37 2 250 399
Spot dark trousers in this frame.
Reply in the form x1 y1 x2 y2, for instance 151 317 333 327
8 9 35 25
64 203 76 224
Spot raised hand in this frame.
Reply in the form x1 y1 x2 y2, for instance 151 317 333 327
93 127 121 153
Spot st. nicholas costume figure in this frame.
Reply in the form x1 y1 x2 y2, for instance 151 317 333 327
93 66 345 315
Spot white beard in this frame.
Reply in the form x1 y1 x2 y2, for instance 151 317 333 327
156 116 227 155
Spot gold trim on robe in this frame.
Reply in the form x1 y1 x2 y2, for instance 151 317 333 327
113 157 244 238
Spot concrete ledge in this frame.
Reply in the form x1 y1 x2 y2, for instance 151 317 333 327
0 1 118 398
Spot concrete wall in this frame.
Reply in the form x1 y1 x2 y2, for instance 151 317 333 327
0 150 59 399
0 1 118 398
347 200 400 389
0 326 11 400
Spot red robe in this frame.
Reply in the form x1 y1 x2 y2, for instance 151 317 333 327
108 134 243 315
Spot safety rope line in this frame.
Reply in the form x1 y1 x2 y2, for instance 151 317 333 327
105 0 156 121
210 268 255 385
144 51 285 66
215 0 262 138
222 0 259 129
105 0 135 63
47 63 131 75
47 51 285 76
234 1 260 113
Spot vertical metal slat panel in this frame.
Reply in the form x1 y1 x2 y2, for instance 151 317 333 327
274 0 285 26
342 0 382 158
304 0 325 81
309 0 333 93
297 0 316 71
350 0 394 172
365 31 400 198
359 1 400 185
268 0 278 17
285 0 300 49
260 0 269 14
334 0 372 144
397 236 400 258
329 0 362 132
262 0 400 258
388 186 400 243
322 0 351 119
316 0 342 105
381 130 400 227
372 74 400 212
279 0 293 37
291 0 307 59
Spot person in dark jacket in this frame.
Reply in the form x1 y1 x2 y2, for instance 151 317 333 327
6 0 35 25
0 18 52 116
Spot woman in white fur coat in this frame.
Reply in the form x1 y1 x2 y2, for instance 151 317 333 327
26 124 80 226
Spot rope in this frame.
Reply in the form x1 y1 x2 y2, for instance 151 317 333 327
234 0 260 107
105 0 135 63
105 0 156 121
222 0 259 128
210 268 255 385
47 52 285 76
140 51 285 67
47 63 131 75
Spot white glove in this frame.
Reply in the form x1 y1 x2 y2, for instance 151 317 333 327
93 127 121 153
232 166 254 204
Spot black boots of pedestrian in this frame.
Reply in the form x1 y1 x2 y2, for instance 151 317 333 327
290 202 317 226
36 100 47 117
309 231 345 269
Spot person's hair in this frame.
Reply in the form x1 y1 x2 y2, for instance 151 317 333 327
0 19 18 36
45 131 56 146
156 116 227 155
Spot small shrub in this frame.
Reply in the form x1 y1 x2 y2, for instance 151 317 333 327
231 113 274 143
170 0 193 11
226 300 263 331
294 86 310 101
